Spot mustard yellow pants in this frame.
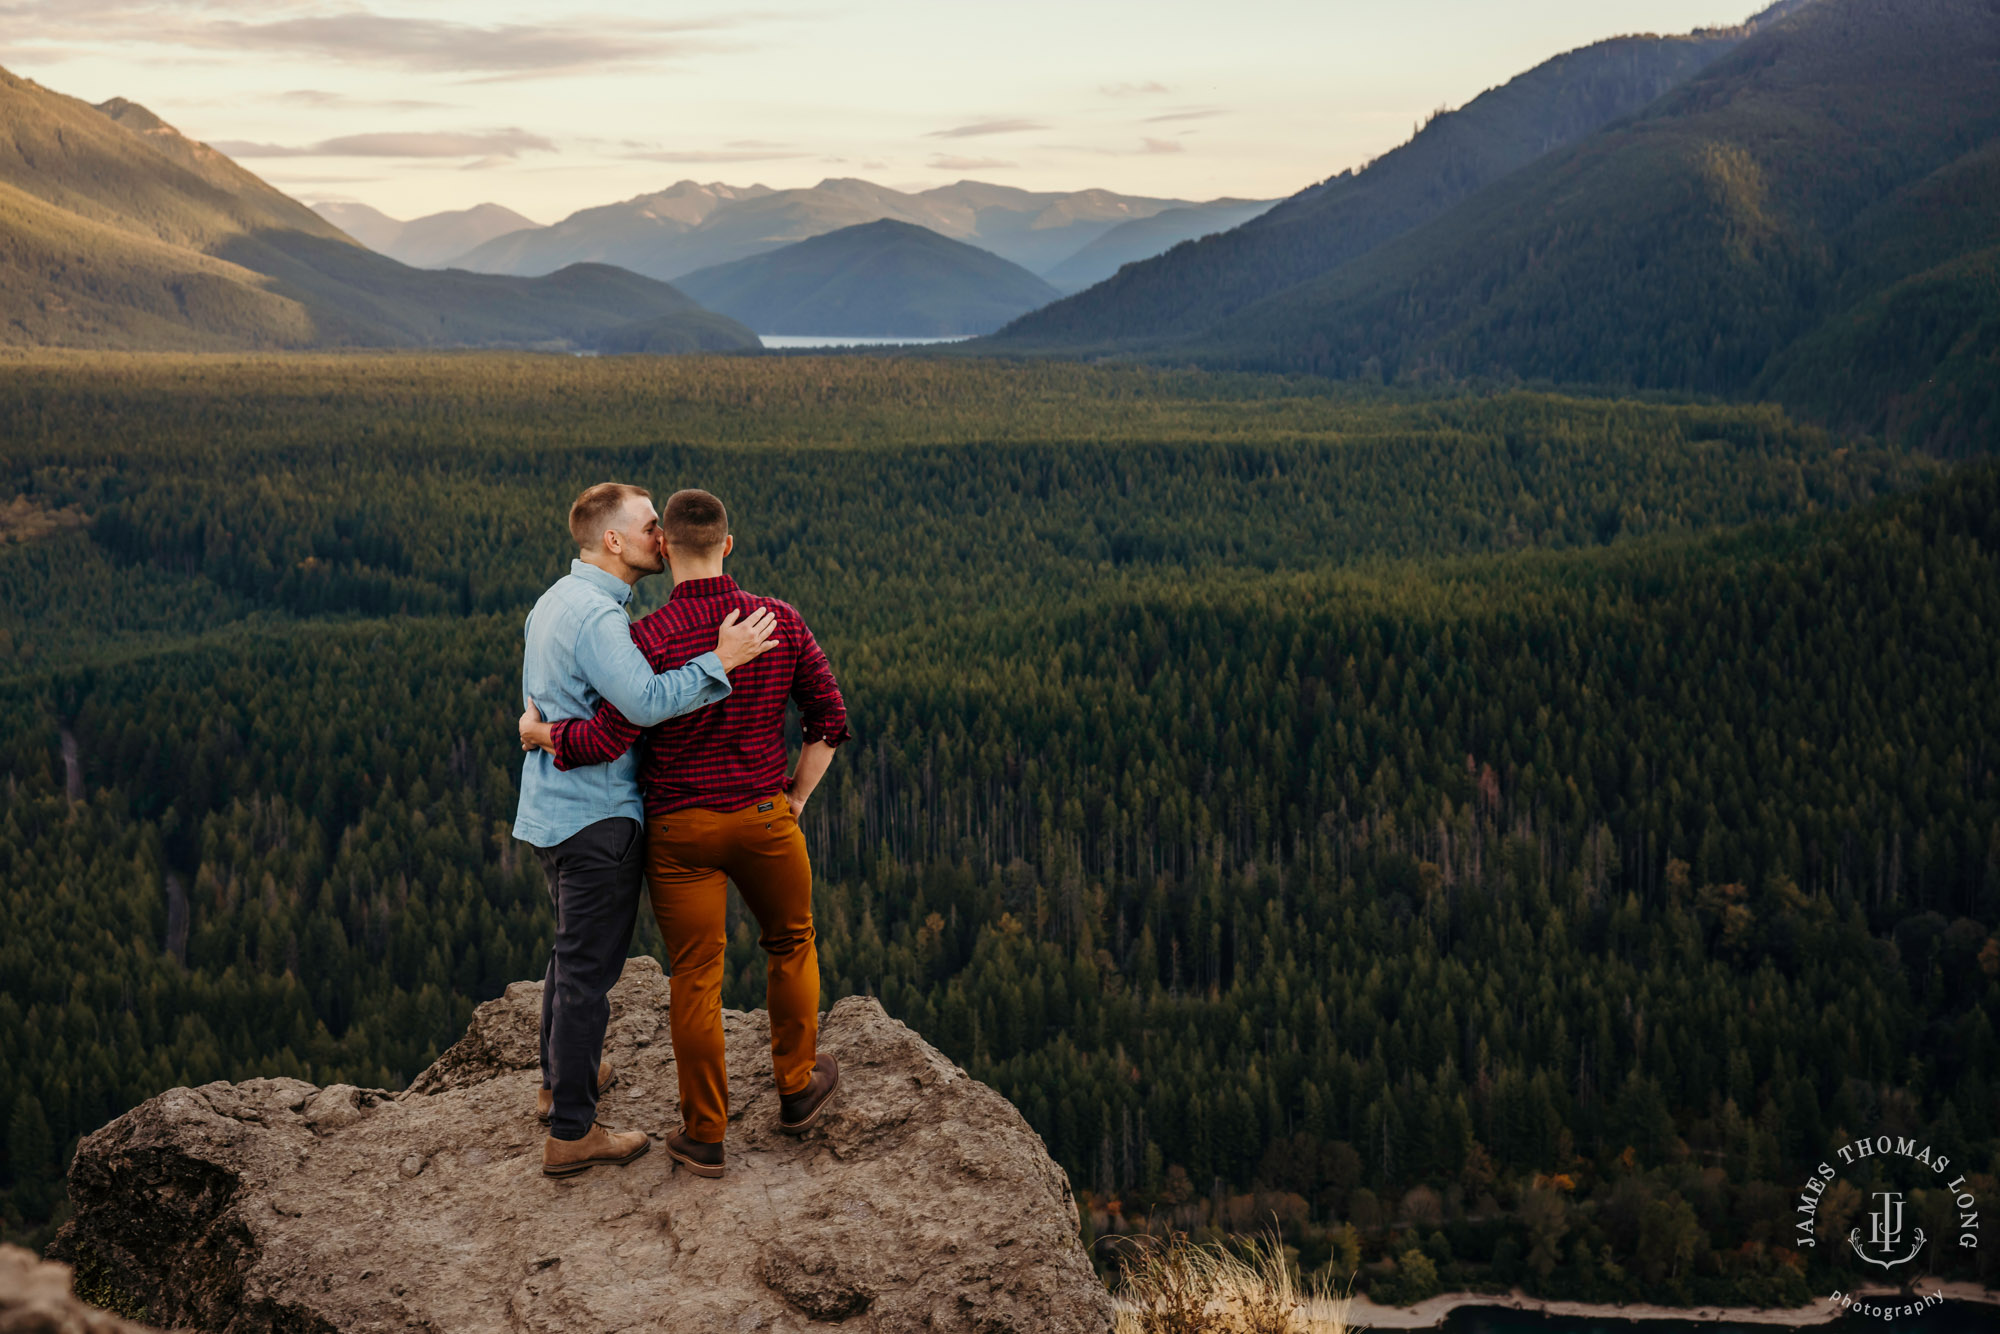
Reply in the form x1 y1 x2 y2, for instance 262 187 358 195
645 792 818 1144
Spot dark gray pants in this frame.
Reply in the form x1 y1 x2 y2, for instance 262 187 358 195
533 816 643 1140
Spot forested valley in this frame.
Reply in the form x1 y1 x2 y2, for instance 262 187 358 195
1 353 1994 1309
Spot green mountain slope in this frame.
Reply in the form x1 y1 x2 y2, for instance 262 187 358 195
0 67 756 352
1757 246 2000 454
1194 0 2000 448
988 25 1755 350
0 178 318 349
1753 140 2000 450
674 219 1061 335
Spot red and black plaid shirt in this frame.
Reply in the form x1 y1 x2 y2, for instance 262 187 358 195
551 575 849 815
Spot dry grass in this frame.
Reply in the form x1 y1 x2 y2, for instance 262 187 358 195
1114 1232 1355 1334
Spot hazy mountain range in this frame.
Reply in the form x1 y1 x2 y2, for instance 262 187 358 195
674 219 1061 337
311 201 539 270
314 183 1275 293
2 0 1991 426
983 0 1998 449
0 67 756 353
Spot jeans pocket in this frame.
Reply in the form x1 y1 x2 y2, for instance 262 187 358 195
616 817 643 864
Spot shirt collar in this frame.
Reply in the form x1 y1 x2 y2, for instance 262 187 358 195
570 558 635 607
669 574 739 601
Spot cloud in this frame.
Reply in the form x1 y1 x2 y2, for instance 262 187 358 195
215 13 750 76
1100 81 1169 97
1144 108 1223 124
928 154 1014 171
256 173 386 186
925 117 1044 139
623 147 810 163
212 128 555 158
0 4 770 77
1047 138 1187 157
276 89 451 111
1 43 86 62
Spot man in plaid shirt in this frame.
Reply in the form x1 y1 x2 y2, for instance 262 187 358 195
523 488 848 1178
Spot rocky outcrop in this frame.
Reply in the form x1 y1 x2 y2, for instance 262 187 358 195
0 1244 163 1333
51 957 1114 1334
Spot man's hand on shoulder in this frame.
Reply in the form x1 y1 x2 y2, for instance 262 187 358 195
715 607 780 672
519 700 558 755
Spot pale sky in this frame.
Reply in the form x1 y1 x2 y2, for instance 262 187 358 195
1 0 1763 223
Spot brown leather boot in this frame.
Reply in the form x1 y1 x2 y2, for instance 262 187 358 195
778 1054 840 1134
537 1060 617 1121
664 1130 726 1179
542 1122 650 1177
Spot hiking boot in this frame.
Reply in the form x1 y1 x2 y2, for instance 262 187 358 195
777 1054 840 1134
664 1130 726 1179
537 1060 616 1121
541 1122 650 1178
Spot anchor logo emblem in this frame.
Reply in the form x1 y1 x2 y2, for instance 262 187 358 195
1849 1190 1927 1269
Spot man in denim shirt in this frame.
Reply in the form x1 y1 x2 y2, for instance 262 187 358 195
515 482 777 1177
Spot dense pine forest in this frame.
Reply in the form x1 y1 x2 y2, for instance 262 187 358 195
2 353 1995 1310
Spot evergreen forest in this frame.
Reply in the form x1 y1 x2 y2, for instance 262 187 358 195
2 352 1995 1310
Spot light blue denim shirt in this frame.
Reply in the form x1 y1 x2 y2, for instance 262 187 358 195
512 560 730 847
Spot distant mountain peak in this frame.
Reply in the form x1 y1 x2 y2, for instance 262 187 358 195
1744 0 1822 29
459 201 533 220
89 94 244 178
844 217 928 236
313 199 540 267
92 96 170 134
654 179 766 199
442 176 1239 282
674 217 1060 336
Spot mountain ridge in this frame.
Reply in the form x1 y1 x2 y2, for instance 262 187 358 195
0 67 757 352
1040 198 1276 293
1186 0 2000 447
313 200 539 269
446 176 1272 284
985 22 1759 351
673 218 1062 336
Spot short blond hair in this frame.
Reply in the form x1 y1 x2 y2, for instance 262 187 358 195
568 482 650 550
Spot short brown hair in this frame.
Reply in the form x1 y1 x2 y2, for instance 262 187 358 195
662 488 728 554
568 482 650 549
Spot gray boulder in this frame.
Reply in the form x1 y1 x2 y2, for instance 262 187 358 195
51 956 1114 1333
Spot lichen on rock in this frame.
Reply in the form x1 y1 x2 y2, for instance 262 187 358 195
50 956 1115 1333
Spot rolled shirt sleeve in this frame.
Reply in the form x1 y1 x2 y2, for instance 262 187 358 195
572 604 730 727
551 699 642 772
789 617 851 748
